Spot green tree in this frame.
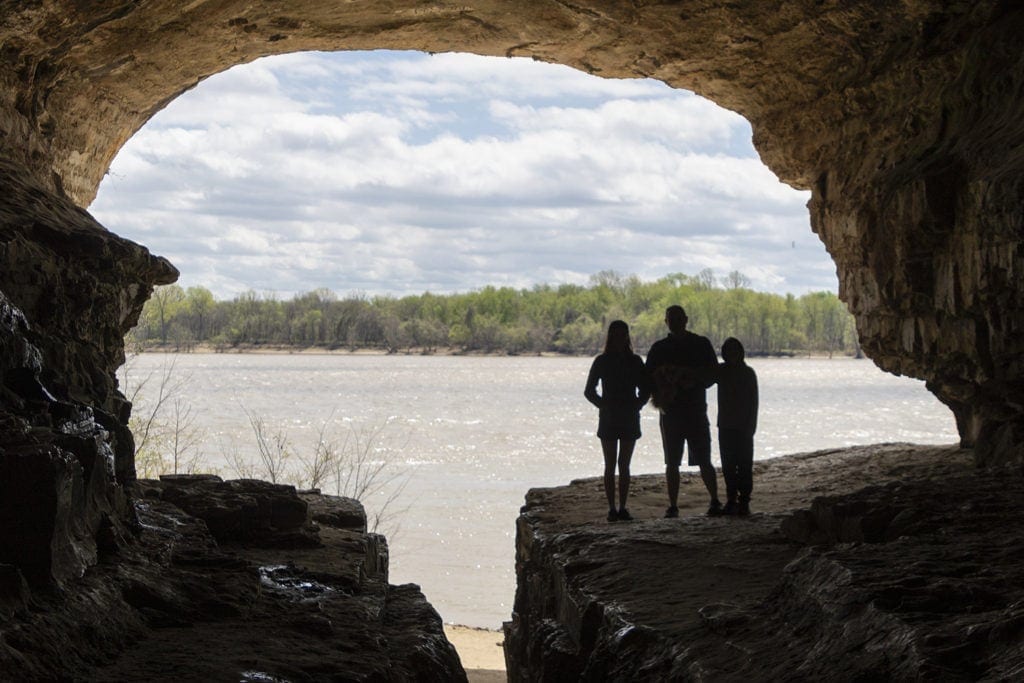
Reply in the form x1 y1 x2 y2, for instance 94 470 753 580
185 286 215 342
148 284 186 344
128 271 858 357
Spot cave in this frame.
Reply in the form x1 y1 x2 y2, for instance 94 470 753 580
2 1 1023 679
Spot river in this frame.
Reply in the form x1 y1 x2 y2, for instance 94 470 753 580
122 353 958 628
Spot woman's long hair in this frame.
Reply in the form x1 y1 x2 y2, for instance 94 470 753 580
604 319 633 354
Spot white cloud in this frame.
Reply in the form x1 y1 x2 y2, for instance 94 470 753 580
90 50 831 300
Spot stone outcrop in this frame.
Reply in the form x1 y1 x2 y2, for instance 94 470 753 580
0 157 173 593
0 474 466 681
504 445 1024 680
0 155 177 481
0 287 135 588
146 475 317 548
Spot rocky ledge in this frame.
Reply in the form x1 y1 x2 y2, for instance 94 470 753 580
504 444 1024 680
0 475 466 681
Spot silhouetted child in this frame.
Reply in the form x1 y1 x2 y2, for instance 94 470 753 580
717 338 758 515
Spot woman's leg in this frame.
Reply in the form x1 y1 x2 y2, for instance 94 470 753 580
601 438 618 512
617 439 636 511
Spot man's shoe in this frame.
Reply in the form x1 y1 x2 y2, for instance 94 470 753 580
706 500 724 516
617 508 633 521
738 501 751 516
664 506 679 518
607 509 619 522
722 500 739 516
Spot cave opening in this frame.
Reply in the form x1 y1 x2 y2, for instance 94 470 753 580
5 3 1021 678
88 50 958 630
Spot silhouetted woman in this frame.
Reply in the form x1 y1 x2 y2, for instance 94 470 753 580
585 320 651 522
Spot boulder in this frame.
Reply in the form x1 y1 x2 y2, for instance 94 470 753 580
152 477 316 548
300 490 368 532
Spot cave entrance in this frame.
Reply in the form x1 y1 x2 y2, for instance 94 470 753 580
93 50 955 631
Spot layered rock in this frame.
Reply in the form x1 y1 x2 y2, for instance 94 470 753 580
0 156 177 481
0 288 134 588
0 475 466 681
0 156 174 593
504 445 1024 680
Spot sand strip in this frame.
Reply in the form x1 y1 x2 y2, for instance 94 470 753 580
445 624 506 681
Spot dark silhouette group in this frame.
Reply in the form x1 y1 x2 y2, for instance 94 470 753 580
584 305 759 521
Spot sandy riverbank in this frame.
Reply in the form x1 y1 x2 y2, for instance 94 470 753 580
444 625 506 682
132 342 557 357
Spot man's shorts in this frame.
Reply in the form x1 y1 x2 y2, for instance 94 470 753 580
659 413 711 468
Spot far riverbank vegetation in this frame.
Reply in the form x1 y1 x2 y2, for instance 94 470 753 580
129 269 860 358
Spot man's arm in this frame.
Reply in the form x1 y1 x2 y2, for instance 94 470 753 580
700 337 718 388
645 341 660 371
635 355 652 408
749 368 759 435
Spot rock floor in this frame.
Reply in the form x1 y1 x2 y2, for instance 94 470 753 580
0 479 466 682
505 444 1024 681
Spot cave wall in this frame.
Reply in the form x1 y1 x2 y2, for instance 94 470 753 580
0 155 176 588
0 155 177 479
0 0 1022 585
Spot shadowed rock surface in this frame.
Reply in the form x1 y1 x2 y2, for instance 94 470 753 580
0 475 466 681
505 445 1024 680
0 282 465 680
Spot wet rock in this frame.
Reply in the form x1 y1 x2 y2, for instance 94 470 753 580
0 157 176 479
0 290 132 588
0 442 93 585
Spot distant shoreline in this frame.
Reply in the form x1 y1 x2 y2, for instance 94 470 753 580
130 342 859 360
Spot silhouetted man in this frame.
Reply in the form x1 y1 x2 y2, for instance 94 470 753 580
646 305 722 517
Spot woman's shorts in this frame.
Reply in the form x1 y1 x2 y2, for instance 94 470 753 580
597 408 641 440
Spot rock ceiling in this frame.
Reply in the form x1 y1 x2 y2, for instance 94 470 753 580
1 0 1022 463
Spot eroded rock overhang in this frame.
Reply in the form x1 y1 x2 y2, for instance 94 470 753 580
1 0 1023 463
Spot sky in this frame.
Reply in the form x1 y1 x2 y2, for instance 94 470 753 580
89 50 837 300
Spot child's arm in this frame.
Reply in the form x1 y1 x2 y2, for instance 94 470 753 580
699 337 719 388
749 368 759 435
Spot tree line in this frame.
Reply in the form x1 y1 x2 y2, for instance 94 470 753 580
129 269 859 357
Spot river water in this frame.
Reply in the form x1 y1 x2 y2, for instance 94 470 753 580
123 353 958 628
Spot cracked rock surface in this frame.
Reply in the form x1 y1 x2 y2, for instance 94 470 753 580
0 477 466 682
505 444 1024 680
